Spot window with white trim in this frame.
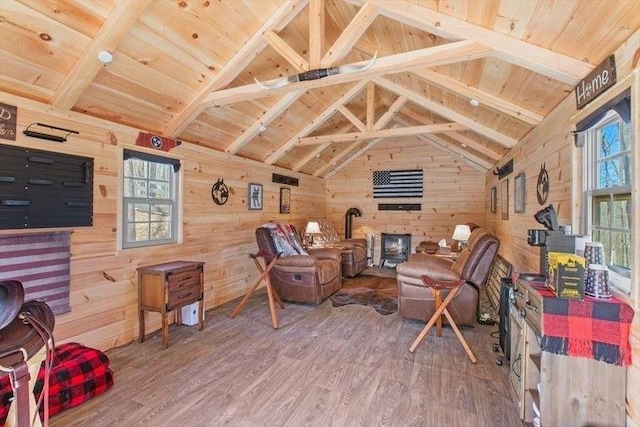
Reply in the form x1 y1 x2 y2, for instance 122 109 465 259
122 150 179 248
581 97 632 294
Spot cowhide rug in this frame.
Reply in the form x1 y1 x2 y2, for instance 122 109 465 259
330 272 397 315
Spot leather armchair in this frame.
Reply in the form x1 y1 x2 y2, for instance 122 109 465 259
256 223 342 304
396 228 499 325
315 219 367 277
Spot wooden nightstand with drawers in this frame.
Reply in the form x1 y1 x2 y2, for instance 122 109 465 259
137 260 205 349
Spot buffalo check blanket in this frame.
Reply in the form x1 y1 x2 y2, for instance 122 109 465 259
0 342 114 423
535 286 634 366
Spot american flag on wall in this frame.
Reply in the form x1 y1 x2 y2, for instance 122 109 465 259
373 169 424 198
0 231 71 315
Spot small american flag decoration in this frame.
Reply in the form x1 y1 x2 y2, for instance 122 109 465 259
373 169 423 198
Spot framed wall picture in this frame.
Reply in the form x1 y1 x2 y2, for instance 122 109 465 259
490 186 497 213
501 179 509 220
514 173 526 213
248 183 262 210
279 187 290 214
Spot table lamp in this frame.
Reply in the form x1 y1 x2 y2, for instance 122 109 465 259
305 221 321 247
452 224 471 251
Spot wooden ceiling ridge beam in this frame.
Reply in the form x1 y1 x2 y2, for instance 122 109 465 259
343 0 593 85
373 76 518 148
204 40 493 106
51 0 153 110
163 0 309 135
225 89 306 155
298 122 466 145
264 31 309 72
264 79 369 164
292 122 355 171
320 3 379 68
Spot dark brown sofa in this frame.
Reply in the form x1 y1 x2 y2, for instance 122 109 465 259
256 223 342 304
396 227 499 325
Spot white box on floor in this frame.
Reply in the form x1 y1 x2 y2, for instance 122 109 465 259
181 302 202 326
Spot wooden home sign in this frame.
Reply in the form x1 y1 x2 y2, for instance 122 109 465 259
575 55 616 110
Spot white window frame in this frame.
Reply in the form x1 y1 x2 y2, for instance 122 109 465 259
581 110 632 295
122 150 180 249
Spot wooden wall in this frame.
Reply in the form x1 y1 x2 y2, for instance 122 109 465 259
325 135 486 262
484 31 639 426
0 92 325 351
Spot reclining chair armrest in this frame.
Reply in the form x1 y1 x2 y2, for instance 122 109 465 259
421 275 465 289
396 263 460 284
307 247 342 262
276 255 317 268
406 253 455 269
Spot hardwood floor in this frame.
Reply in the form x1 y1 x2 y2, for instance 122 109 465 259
50 291 521 426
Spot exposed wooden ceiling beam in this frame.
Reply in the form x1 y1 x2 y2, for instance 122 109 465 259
225 89 305 154
354 40 544 126
299 122 466 145
204 40 493 106
264 30 308 72
372 95 407 130
292 122 355 171
366 81 375 130
320 3 378 68
51 0 153 110
313 138 370 177
337 105 366 131
343 0 593 84
418 134 492 172
264 79 370 164
374 76 518 148
163 0 309 136
324 133 391 178
444 132 503 162
309 0 325 69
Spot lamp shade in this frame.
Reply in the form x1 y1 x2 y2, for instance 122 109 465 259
305 221 320 234
452 224 471 242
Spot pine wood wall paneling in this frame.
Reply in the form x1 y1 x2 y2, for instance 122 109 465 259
325 136 486 263
484 32 640 426
0 92 325 352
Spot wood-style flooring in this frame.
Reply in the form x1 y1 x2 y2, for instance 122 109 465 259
50 289 521 426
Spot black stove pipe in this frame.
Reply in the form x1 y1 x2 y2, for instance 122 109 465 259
344 207 362 239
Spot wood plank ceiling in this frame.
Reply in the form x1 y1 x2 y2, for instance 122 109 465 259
1 0 638 176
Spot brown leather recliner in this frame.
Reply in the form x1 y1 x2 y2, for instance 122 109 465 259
396 228 499 325
315 219 367 277
256 223 342 304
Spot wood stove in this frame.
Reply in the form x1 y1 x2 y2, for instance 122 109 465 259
379 233 411 267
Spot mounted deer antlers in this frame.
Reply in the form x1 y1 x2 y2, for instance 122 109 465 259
254 52 378 90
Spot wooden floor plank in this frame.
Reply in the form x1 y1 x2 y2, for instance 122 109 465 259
50 290 520 426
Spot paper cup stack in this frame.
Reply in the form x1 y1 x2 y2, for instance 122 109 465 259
583 242 612 299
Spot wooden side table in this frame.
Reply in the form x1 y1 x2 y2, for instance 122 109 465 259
137 260 205 349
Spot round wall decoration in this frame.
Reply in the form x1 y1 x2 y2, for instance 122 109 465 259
211 178 229 205
536 163 549 205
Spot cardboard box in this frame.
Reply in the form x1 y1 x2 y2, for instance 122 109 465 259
546 252 586 300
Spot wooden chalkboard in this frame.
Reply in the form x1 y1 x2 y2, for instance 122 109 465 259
0 144 94 229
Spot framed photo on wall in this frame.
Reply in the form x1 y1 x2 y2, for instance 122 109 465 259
490 186 497 213
514 173 526 213
501 179 509 220
279 187 290 214
248 183 262 210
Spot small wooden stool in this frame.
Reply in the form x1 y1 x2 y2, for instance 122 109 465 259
409 275 477 363
230 250 284 329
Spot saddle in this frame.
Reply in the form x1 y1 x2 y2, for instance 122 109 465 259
0 280 55 427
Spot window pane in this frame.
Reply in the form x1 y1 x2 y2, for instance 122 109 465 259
599 122 619 157
592 197 610 227
149 181 170 199
134 204 150 222
127 159 148 178
134 223 150 242
150 221 171 240
150 163 171 181
609 231 631 268
622 154 631 186
133 179 148 197
621 121 631 151
124 178 134 197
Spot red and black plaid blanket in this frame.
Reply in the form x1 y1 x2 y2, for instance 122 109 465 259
535 286 634 366
0 342 114 423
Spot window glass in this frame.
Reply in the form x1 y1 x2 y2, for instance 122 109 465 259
123 152 178 248
583 111 632 294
